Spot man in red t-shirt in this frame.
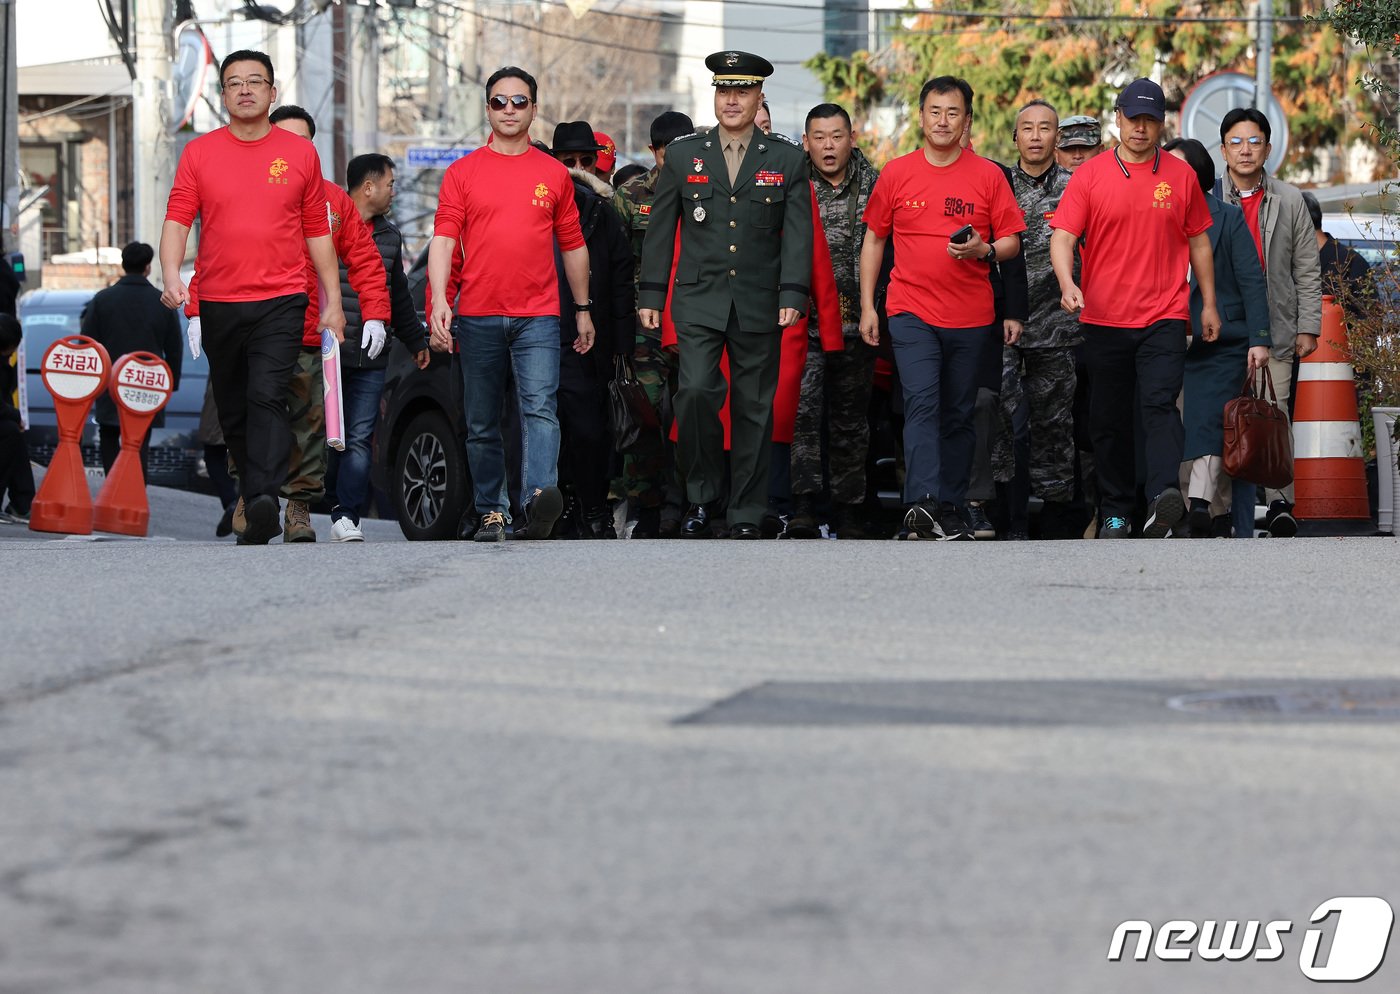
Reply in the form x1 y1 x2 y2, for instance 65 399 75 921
426 66 594 543
1049 77 1221 539
159 50 346 546
858 75 1026 541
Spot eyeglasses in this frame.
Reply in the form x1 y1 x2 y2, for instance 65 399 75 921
1226 136 1266 146
222 76 270 92
488 94 532 110
559 154 596 169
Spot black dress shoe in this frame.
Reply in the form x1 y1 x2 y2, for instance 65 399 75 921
730 521 761 540
680 503 713 538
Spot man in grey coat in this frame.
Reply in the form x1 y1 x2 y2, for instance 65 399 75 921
1214 107 1322 537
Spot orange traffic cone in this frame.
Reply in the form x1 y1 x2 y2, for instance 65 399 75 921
93 353 173 536
28 336 110 535
1292 295 1370 531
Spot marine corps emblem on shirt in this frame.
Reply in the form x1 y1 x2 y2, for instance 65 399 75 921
268 157 289 185
1152 181 1173 209
327 204 342 234
532 182 552 208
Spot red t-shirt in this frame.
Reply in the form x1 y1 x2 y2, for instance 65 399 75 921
1050 149 1213 327
1238 189 1265 265
299 181 391 345
165 126 330 302
184 180 392 346
432 145 585 318
862 148 1025 327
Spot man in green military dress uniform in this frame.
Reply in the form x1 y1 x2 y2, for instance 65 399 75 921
637 51 813 539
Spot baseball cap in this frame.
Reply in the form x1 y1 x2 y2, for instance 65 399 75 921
1057 115 1102 149
1115 78 1166 121
594 132 617 173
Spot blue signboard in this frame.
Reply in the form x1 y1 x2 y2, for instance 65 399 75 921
406 146 474 168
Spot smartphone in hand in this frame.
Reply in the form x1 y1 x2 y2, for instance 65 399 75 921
949 224 976 244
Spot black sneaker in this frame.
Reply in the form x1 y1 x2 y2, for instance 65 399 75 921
1266 500 1298 537
474 511 506 542
631 506 661 539
523 486 564 540
1187 499 1212 538
785 497 820 539
1143 487 1185 538
236 494 280 545
902 498 944 541
1099 516 1131 539
938 503 973 541
966 501 995 540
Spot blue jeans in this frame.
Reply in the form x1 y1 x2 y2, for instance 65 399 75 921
327 365 386 523
888 314 990 506
459 315 561 516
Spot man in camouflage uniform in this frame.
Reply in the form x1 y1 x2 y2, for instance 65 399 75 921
613 110 693 537
787 103 879 539
993 100 1081 537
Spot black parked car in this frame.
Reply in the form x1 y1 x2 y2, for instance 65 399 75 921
17 287 209 491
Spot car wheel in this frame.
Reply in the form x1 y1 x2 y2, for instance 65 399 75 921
392 410 467 541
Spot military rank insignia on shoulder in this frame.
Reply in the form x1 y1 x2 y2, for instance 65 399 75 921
763 131 801 148
667 132 703 147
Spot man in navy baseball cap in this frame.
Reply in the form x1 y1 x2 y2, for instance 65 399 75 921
1114 78 1166 122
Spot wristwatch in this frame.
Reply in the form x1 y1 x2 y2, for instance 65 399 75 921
984 245 997 264
574 300 593 313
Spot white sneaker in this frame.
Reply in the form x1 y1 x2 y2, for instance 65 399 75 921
330 517 365 543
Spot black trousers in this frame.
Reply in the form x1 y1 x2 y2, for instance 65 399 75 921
99 424 150 479
675 305 781 526
200 294 307 500
1081 320 1186 519
557 348 612 515
0 418 36 514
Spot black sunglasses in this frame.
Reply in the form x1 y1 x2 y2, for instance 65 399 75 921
488 94 532 110
559 154 596 169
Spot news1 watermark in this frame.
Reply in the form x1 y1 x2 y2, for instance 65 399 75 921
1108 896 1394 982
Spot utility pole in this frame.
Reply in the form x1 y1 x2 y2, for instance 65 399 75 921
133 0 176 248
1 0 17 248
349 1 379 158
1254 0 1273 108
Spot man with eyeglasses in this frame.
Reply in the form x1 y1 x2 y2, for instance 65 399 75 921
160 50 346 546
1049 77 1219 540
427 66 594 542
1214 107 1322 538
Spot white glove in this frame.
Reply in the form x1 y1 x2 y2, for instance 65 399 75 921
187 316 202 360
361 319 387 360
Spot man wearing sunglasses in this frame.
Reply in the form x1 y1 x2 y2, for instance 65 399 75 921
427 66 593 543
545 122 635 538
637 50 813 540
159 50 346 546
1214 107 1322 538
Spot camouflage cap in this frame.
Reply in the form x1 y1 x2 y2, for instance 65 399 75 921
1057 115 1102 149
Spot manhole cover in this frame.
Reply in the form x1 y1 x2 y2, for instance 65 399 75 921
1168 686 1400 718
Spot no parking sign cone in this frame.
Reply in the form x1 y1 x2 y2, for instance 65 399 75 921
29 336 110 535
93 352 173 536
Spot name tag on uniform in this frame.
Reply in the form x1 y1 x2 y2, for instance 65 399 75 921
1042 211 1055 221
638 204 651 216
754 170 784 186
687 175 709 184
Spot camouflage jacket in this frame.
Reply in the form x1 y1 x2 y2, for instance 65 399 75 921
1009 161 1082 348
810 145 879 337
613 165 659 293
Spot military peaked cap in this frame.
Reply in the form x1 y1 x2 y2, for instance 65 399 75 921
706 50 774 88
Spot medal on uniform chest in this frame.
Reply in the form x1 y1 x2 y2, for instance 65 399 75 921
693 158 704 173
693 204 707 223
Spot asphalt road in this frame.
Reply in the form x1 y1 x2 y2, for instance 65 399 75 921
3 490 1399 993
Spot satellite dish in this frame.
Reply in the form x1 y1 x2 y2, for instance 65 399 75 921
170 24 214 134
1180 71 1289 180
